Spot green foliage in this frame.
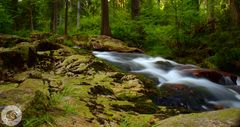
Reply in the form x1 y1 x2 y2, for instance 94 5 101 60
50 85 74 106
120 117 130 127
63 40 74 47
0 0 240 74
23 113 55 127
22 90 54 127
208 47 240 72
0 4 12 33
14 29 31 37
76 16 100 35
63 103 78 115
23 86 77 126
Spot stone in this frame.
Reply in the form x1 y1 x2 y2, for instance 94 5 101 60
183 69 238 85
72 35 143 53
154 108 240 127
156 83 214 111
0 34 29 48
0 42 37 71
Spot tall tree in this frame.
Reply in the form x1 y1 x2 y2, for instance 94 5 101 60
64 0 69 36
131 0 140 19
207 0 215 30
50 0 58 33
101 0 111 36
230 0 240 26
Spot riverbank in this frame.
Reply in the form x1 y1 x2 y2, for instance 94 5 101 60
0 33 240 127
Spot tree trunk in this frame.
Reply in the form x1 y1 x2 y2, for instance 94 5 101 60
77 0 80 29
64 0 69 36
207 0 215 30
131 0 140 19
230 0 240 27
101 0 111 36
53 0 58 33
192 0 201 33
208 0 214 22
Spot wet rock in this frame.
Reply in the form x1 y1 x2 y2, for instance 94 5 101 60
226 86 240 94
183 69 238 85
155 61 175 71
72 35 143 53
156 83 214 111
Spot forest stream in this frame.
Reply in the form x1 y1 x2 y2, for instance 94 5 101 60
1 34 240 126
93 51 240 109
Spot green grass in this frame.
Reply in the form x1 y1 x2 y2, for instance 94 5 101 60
49 85 75 106
23 113 55 127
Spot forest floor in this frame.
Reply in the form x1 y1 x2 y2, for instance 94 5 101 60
0 33 240 127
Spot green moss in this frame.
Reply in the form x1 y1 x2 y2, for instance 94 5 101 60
61 55 91 66
120 114 153 127
0 83 18 91
154 108 240 127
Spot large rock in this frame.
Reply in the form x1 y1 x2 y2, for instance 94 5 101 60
156 83 219 111
0 34 29 48
0 42 37 71
72 35 143 53
183 69 239 86
154 108 240 127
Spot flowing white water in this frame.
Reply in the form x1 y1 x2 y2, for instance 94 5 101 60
93 51 240 108
237 77 240 86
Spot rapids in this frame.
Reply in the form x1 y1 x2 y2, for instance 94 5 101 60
93 51 240 109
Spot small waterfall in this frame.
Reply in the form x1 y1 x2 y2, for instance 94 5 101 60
93 51 240 109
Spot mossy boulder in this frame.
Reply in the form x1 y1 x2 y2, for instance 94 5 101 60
183 69 239 86
0 34 29 48
72 35 143 53
0 42 37 72
0 79 49 118
154 108 240 127
157 83 214 111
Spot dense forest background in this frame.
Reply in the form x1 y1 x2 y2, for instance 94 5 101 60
0 0 240 75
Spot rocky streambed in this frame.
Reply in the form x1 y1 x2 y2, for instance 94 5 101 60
0 33 240 127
